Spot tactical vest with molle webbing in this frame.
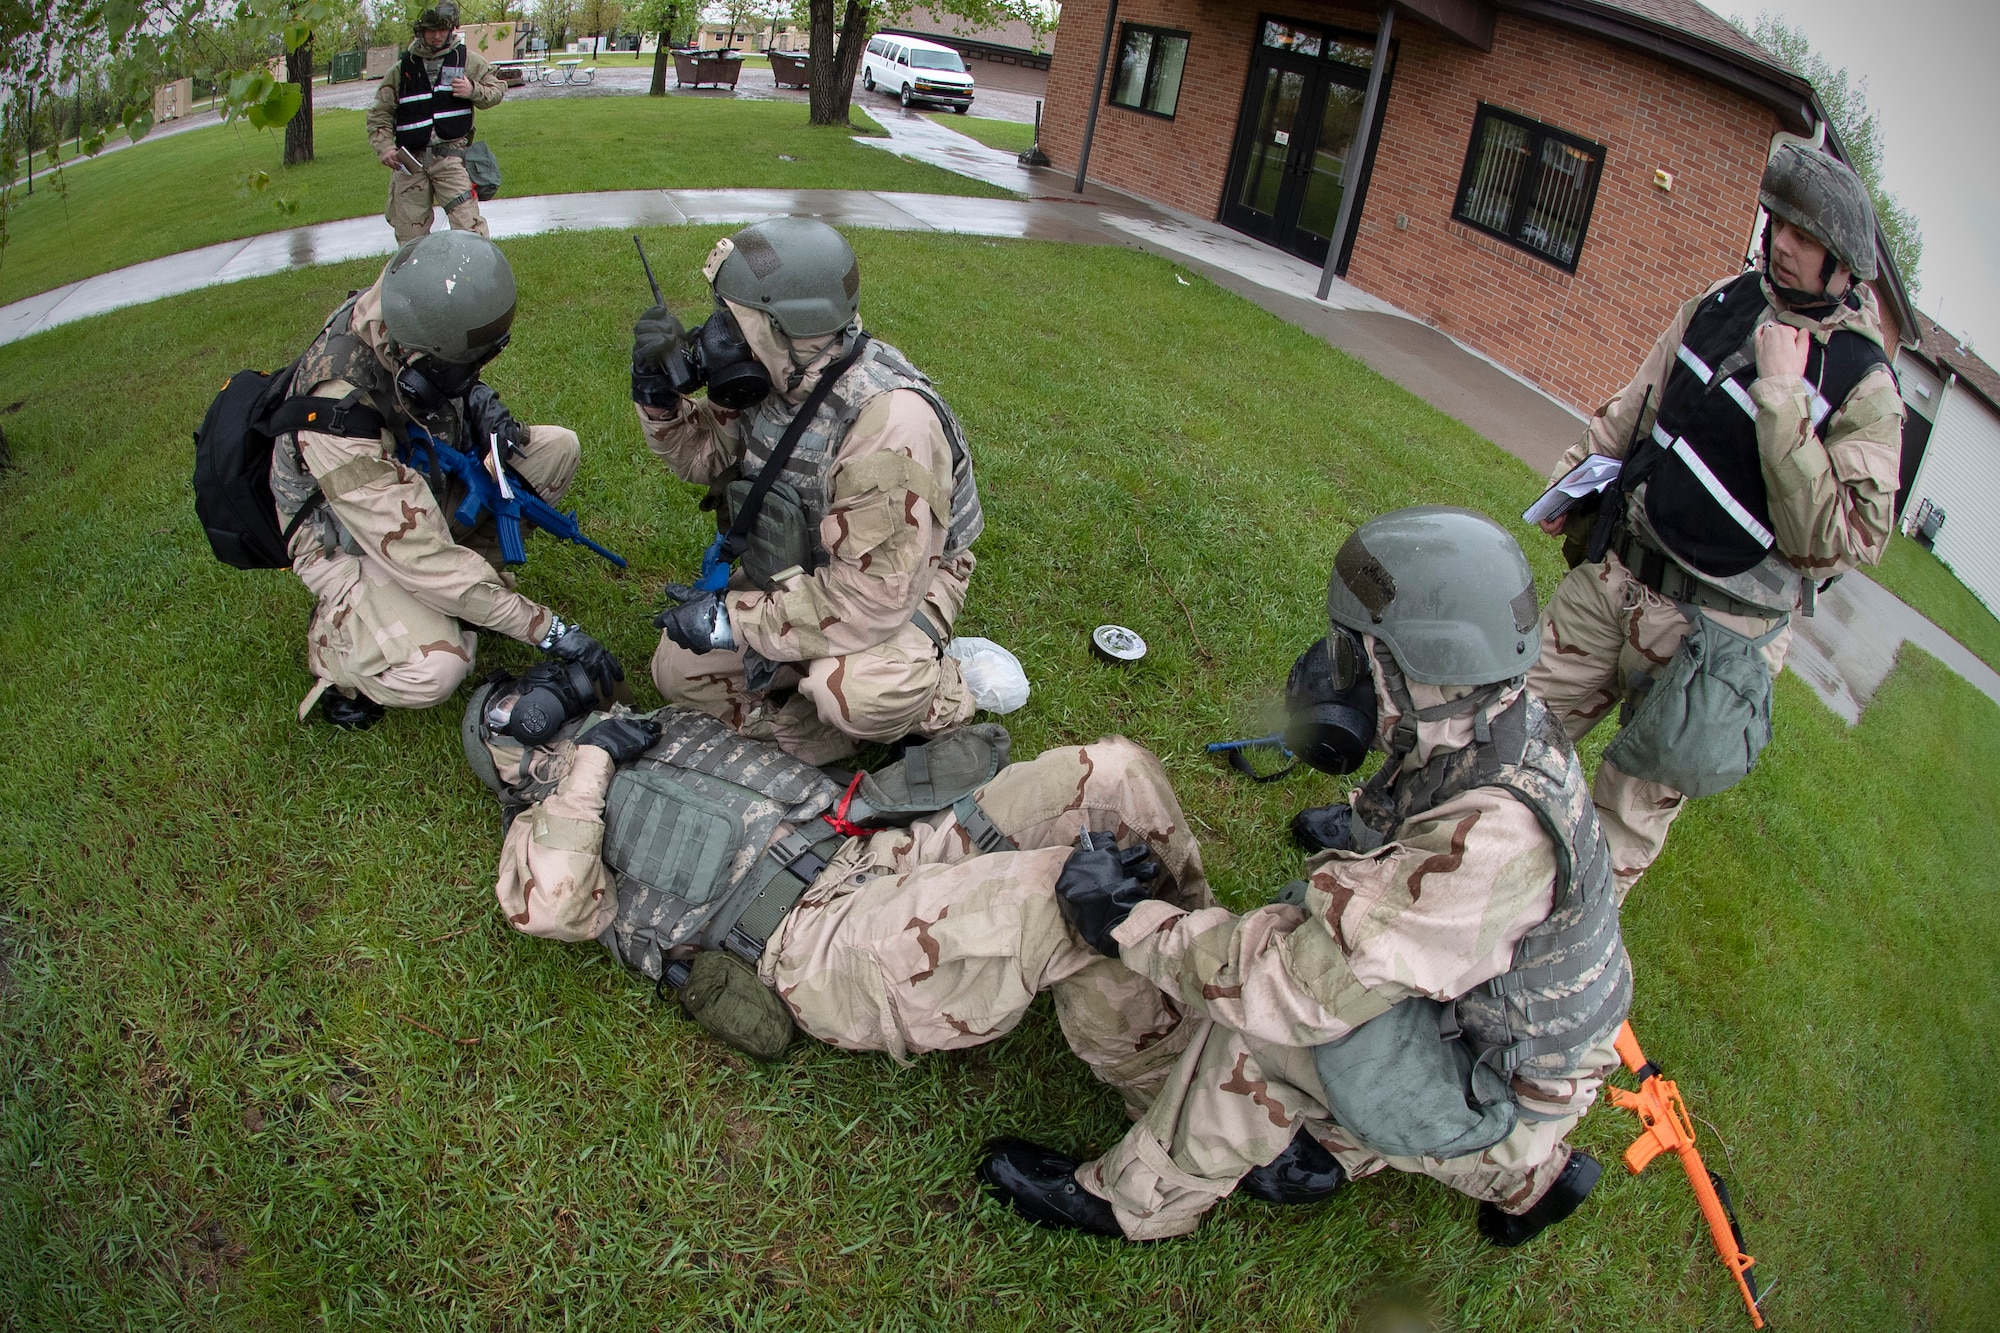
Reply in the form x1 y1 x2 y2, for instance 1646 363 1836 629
1311 670 1630 1161
1616 270 1892 601
724 336 984 593
394 44 476 152
271 297 471 555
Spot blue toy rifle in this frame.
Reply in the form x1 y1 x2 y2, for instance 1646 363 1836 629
402 423 626 569
1206 733 1298 783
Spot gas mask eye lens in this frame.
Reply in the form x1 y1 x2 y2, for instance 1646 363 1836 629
1329 626 1365 692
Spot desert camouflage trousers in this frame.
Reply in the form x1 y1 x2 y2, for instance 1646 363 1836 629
764 737 1212 1113
653 615 975 766
1079 1018 1605 1239
294 424 579 715
385 143 487 244
1525 552 1791 895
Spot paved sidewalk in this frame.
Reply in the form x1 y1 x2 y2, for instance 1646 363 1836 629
2 112 1993 720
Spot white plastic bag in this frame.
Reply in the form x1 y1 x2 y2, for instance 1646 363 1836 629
946 637 1030 715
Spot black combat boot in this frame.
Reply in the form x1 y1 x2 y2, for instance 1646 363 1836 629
1476 1151 1602 1247
1291 803 1355 853
319 688 386 730
977 1138 1122 1236
1238 1126 1347 1204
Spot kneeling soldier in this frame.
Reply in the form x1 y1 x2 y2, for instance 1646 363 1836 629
273 232 624 727
461 668 1207 1106
980 508 1631 1247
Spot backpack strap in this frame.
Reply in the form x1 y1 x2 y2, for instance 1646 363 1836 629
267 391 387 440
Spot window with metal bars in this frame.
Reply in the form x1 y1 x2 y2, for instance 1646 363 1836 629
1451 104 1606 272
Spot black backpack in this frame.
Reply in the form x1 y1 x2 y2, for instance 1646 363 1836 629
192 364 385 570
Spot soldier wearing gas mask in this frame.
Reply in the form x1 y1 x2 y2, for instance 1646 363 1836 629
365 2 506 243
271 232 624 728
460 663 1210 1105
630 218 984 765
1516 143 1904 897
979 508 1630 1249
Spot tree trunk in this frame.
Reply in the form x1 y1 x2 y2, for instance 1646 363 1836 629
284 36 315 165
650 28 672 94
24 86 34 195
806 0 867 126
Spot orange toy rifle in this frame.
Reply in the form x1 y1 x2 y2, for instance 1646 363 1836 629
1608 1021 1767 1328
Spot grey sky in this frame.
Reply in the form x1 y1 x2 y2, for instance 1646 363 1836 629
1728 0 2000 356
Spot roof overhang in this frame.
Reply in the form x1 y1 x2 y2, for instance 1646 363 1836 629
1394 0 1496 50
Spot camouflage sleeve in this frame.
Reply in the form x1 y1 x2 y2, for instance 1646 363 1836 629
495 743 617 942
728 389 953 662
1753 362 1903 574
365 78 398 155
463 48 507 108
297 406 554 645
1111 788 1557 1049
634 400 747 487
1549 288 1709 482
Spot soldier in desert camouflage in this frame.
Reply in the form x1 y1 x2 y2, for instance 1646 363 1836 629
630 219 984 765
459 666 1210 1109
271 232 624 728
980 509 1632 1249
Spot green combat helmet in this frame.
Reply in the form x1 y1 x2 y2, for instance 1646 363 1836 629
1760 143 1878 280
415 1 460 32
381 232 517 364
711 218 861 338
1326 505 1541 686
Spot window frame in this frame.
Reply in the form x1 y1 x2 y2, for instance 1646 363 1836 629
1450 103 1607 273
1108 23 1193 121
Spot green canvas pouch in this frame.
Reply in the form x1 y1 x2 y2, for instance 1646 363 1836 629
1603 608 1788 798
1312 997 1517 1161
846 725 1012 824
680 951 797 1062
725 477 815 592
464 140 502 199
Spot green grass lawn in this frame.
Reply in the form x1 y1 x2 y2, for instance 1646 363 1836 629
0 97 995 307
1867 532 2000 673
1 231 1994 1329
929 114 1036 154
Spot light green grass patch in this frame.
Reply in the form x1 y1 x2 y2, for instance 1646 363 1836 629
928 114 1036 154
1868 532 2000 673
0 98 1003 307
0 231 1993 1329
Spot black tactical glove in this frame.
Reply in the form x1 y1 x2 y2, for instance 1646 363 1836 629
578 714 660 765
654 586 727 654
539 617 626 698
1054 834 1162 957
632 305 686 410
463 382 524 454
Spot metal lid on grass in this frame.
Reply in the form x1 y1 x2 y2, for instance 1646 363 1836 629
1091 625 1147 665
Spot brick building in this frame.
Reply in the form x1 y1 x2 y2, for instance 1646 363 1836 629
1040 0 1917 413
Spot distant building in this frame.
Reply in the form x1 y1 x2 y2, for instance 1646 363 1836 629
1897 316 2000 615
1040 0 1919 415
880 7 1052 70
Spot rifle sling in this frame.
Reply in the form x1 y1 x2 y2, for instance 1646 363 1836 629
718 332 872 565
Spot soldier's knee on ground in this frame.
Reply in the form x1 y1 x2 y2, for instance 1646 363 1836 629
512 425 581 502
802 654 937 744
366 634 477 709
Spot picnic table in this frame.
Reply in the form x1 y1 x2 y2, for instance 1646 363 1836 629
490 56 546 87
542 58 596 86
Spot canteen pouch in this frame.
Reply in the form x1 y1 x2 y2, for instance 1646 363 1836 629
1312 997 1517 1160
464 140 502 199
844 724 1012 825
679 950 797 1061
724 476 815 592
1602 608 1787 798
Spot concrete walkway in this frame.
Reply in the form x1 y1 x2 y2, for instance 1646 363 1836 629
2 109 1994 720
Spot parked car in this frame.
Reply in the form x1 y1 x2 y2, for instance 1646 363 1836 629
861 33 974 112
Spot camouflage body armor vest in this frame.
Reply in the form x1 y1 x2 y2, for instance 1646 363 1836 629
729 335 984 591
1314 672 1630 1159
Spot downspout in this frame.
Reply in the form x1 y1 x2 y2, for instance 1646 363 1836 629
1316 4 1394 299
1073 0 1119 194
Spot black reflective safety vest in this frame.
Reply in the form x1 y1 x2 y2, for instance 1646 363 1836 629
394 44 475 151
1624 271 1892 578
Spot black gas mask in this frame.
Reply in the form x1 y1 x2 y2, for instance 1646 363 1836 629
396 334 510 413
665 304 772 410
1283 629 1380 776
484 660 603 747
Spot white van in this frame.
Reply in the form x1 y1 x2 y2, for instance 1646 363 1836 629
862 33 975 112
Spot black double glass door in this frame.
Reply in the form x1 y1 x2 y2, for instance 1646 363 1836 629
1221 19 1385 268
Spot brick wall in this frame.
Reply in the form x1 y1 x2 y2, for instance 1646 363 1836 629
1043 1 1781 414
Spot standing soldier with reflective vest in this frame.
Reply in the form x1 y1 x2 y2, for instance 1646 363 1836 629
1463 145 1901 898
366 2 505 244
631 219 986 764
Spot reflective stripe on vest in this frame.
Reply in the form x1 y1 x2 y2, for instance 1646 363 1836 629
394 46 474 152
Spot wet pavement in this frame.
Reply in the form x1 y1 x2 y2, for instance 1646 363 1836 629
4 103 1994 721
